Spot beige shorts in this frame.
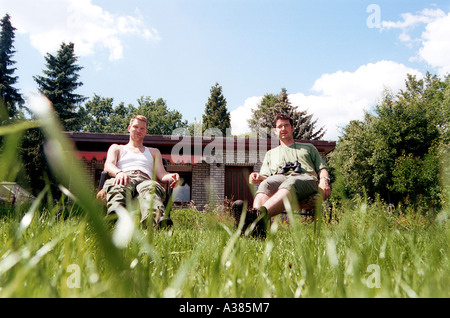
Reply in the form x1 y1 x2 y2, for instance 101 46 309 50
256 173 318 200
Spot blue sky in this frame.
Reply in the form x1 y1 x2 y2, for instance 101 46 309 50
1 0 450 140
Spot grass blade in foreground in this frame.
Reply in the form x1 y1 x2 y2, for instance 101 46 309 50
26 93 126 271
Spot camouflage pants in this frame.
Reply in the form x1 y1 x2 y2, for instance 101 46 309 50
103 173 166 225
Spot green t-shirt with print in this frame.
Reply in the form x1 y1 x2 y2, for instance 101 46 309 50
259 143 327 178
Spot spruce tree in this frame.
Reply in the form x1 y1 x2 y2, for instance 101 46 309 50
0 14 23 118
202 82 230 135
34 42 87 131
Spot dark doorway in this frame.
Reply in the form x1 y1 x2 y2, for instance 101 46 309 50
225 166 254 207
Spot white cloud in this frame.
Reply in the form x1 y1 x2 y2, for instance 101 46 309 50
381 8 444 30
382 8 450 75
419 11 450 75
230 61 423 141
1 0 160 61
230 96 262 136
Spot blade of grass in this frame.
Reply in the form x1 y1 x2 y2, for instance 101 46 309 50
0 120 41 136
26 93 126 271
163 240 205 297
16 185 49 240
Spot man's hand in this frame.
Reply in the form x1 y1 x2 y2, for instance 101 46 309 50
318 178 331 200
162 172 180 189
168 173 180 189
114 171 130 186
249 172 265 185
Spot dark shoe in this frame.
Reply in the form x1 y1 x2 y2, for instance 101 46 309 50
251 206 268 239
231 203 268 239
155 216 173 229
231 200 245 221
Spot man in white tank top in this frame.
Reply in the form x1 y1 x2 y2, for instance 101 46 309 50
103 115 180 226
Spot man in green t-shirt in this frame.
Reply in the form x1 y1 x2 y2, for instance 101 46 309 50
232 113 331 237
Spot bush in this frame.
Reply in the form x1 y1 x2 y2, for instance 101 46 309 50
329 73 450 210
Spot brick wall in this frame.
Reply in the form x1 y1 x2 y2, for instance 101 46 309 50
191 163 210 209
208 163 225 208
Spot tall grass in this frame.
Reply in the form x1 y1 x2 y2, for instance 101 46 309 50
0 96 448 298
0 200 448 297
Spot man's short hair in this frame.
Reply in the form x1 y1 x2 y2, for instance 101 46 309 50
273 113 294 127
129 115 148 127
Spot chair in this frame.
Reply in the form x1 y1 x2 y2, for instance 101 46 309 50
96 158 174 228
280 191 331 223
297 193 321 216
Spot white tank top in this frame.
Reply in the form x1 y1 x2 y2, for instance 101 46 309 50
117 147 154 178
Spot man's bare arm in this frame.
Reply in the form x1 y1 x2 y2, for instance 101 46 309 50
104 144 129 185
152 148 180 189
104 144 121 175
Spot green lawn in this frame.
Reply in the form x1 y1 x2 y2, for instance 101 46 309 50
1 199 448 298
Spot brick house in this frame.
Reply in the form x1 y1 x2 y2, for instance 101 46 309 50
67 132 335 210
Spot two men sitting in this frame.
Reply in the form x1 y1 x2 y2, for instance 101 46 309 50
100 113 330 235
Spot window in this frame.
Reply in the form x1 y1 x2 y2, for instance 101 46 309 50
173 172 192 203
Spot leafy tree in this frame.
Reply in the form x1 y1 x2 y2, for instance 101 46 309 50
34 42 87 131
80 94 131 133
110 102 133 132
202 82 230 135
329 73 450 209
134 96 188 135
249 88 326 140
327 115 376 201
79 95 188 135
0 14 23 118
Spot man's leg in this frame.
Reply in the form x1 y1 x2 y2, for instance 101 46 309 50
260 188 291 218
103 178 129 217
136 179 166 225
232 174 284 215
254 175 286 205
253 174 288 217
261 174 319 218
252 192 270 209
231 175 286 237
